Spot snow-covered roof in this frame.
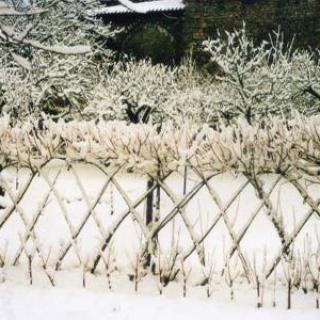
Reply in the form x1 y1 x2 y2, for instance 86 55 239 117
87 0 185 16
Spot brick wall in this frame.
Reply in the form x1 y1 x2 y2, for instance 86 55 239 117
183 0 320 58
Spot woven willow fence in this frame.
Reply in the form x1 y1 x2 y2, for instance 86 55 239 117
0 115 320 290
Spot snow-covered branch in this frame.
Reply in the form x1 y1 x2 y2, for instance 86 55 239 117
203 24 320 123
1 113 320 177
0 0 119 118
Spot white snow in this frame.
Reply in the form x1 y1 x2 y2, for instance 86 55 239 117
87 0 185 16
11 53 31 70
0 283 318 320
25 41 92 55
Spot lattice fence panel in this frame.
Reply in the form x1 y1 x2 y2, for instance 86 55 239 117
0 162 319 284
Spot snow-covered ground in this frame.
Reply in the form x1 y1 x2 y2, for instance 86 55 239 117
0 283 319 320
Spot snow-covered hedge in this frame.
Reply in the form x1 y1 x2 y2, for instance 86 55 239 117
0 113 319 177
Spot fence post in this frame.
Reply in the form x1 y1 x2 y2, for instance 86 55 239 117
144 164 161 272
145 178 154 227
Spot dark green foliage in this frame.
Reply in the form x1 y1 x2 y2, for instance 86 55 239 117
121 24 177 64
